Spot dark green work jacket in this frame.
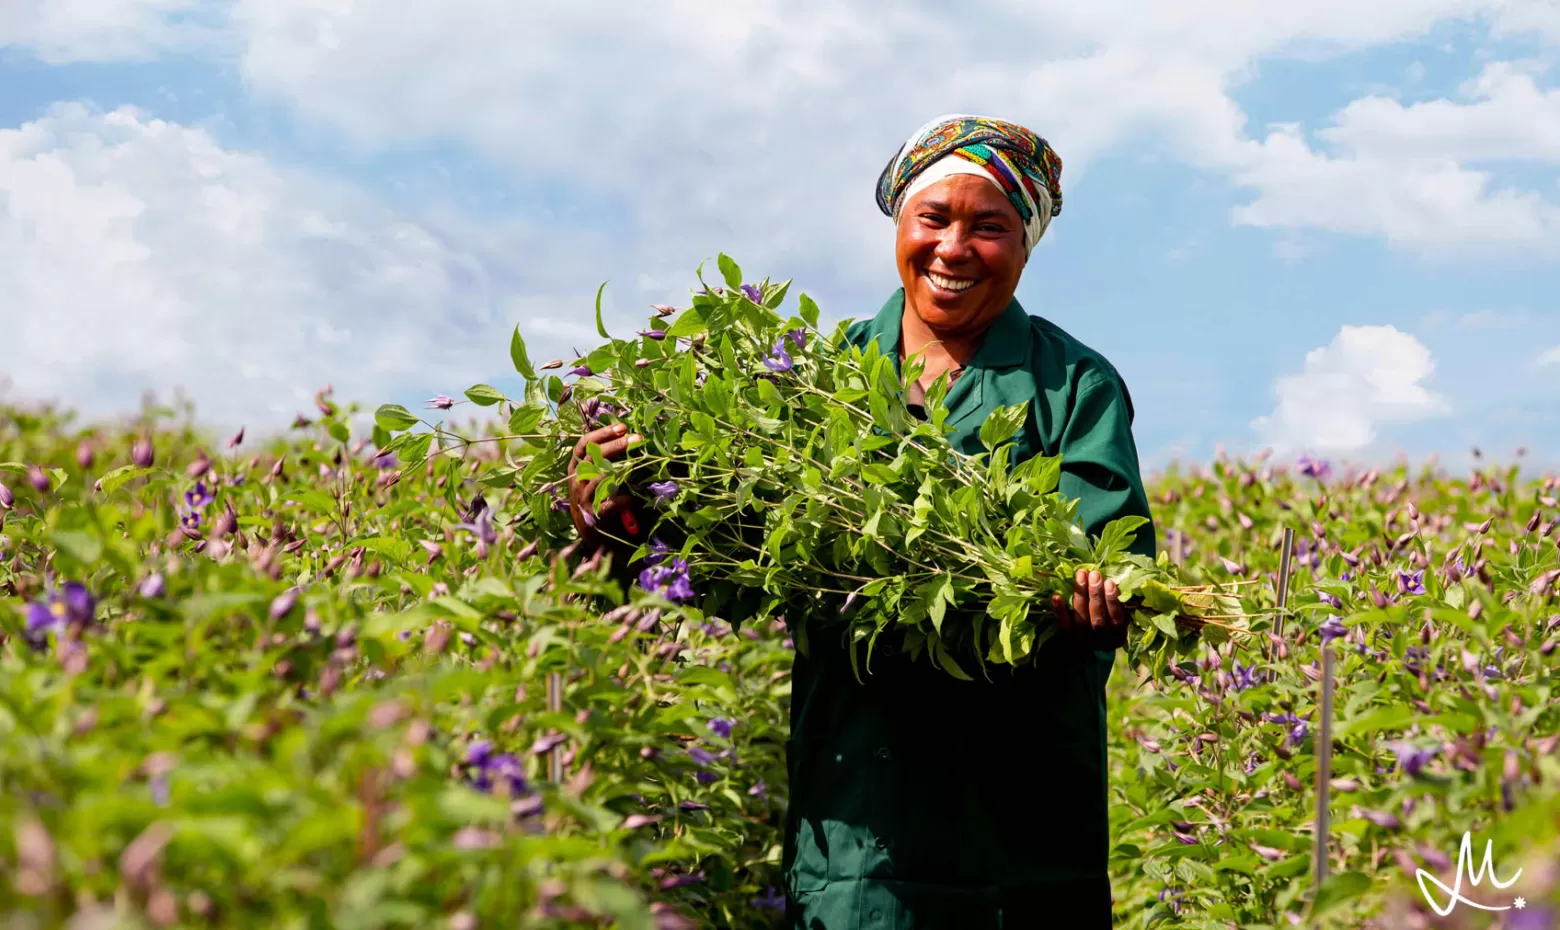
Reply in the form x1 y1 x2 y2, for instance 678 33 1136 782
782 290 1156 929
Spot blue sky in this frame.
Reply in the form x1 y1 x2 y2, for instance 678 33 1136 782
2 1 1559 475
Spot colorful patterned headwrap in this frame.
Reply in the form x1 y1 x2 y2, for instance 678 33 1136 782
876 114 1064 260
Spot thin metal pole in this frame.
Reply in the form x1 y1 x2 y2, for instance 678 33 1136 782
1270 527 1295 661
546 671 563 783
1312 642 1335 896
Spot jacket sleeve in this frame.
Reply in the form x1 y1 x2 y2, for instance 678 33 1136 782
1056 371 1157 559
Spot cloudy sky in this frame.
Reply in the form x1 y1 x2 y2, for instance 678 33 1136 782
2 1 1559 472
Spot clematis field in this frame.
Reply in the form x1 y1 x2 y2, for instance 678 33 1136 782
3 265 1560 928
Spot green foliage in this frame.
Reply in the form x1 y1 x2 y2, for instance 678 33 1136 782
2 263 1560 929
475 270 1249 681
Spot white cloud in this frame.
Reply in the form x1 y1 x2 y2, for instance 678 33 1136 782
1538 345 1560 366
0 0 217 62
1228 61 1560 250
0 103 616 429
1251 325 1450 452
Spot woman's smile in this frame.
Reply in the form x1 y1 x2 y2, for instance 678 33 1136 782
924 270 979 295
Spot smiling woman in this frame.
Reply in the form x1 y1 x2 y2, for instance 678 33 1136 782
771 115 1156 929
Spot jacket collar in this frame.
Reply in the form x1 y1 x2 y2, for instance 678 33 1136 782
868 288 1032 372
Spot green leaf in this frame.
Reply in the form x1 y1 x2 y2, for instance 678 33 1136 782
799 293 821 328
1094 515 1151 563
374 404 419 432
96 464 154 495
933 639 974 681
508 404 546 435
51 530 102 566
509 325 536 380
326 420 350 444
1336 705 1416 739
288 490 339 514
464 384 505 407
717 253 742 289
594 280 611 338
1309 871 1372 917
978 402 1029 452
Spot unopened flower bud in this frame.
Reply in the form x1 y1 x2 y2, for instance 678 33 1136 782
75 442 94 469
0 482 12 509
131 437 155 468
27 465 49 493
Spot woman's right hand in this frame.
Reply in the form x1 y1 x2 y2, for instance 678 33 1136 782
567 423 647 555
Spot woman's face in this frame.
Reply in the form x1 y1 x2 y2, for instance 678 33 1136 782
895 173 1026 338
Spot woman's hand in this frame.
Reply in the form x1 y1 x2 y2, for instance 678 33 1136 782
567 423 648 556
1051 568 1129 651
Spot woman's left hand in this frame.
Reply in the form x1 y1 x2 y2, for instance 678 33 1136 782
1051 568 1129 651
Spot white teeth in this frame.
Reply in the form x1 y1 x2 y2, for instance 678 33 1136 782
926 272 975 292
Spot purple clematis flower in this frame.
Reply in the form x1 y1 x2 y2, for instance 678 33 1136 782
637 329 667 340
763 338 794 373
752 887 785 911
425 394 455 410
1318 616 1348 644
740 283 763 304
455 507 497 558
648 480 679 504
373 451 399 470
708 718 733 739
639 557 695 604
687 746 718 767
27 582 95 637
567 364 593 378
748 779 766 800
1396 568 1426 596
1265 712 1310 747
184 481 214 510
1227 660 1263 693
1391 742 1439 777
179 507 202 530
1296 455 1332 479
784 328 808 351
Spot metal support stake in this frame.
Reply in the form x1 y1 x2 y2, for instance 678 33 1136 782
1312 642 1335 900
546 671 564 783
1270 527 1295 660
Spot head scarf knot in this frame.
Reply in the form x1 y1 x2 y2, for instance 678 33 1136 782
876 114 1063 260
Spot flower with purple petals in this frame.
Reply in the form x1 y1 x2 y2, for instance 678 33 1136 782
184 481 214 510
26 582 95 638
179 507 202 530
642 535 672 565
752 887 785 911
138 573 166 599
648 480 679 505
1227 660 1263 693
1296 455 1332 479
762 338 794 373
1396 568 1426 596
637 329 667 340
1318 616 1348 644
687 746 717 767
425 394 455 410
740 283 763 304
1390 742 1439 777
708 718 733 740
1265 711 1310 747
567 364 593 378
373 451 398 470
639 557 695 604
783 328 808 351
748 779 766 800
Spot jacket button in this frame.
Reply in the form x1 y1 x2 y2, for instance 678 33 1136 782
869 909 883 921
875 747 891 761
875 836 890 850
